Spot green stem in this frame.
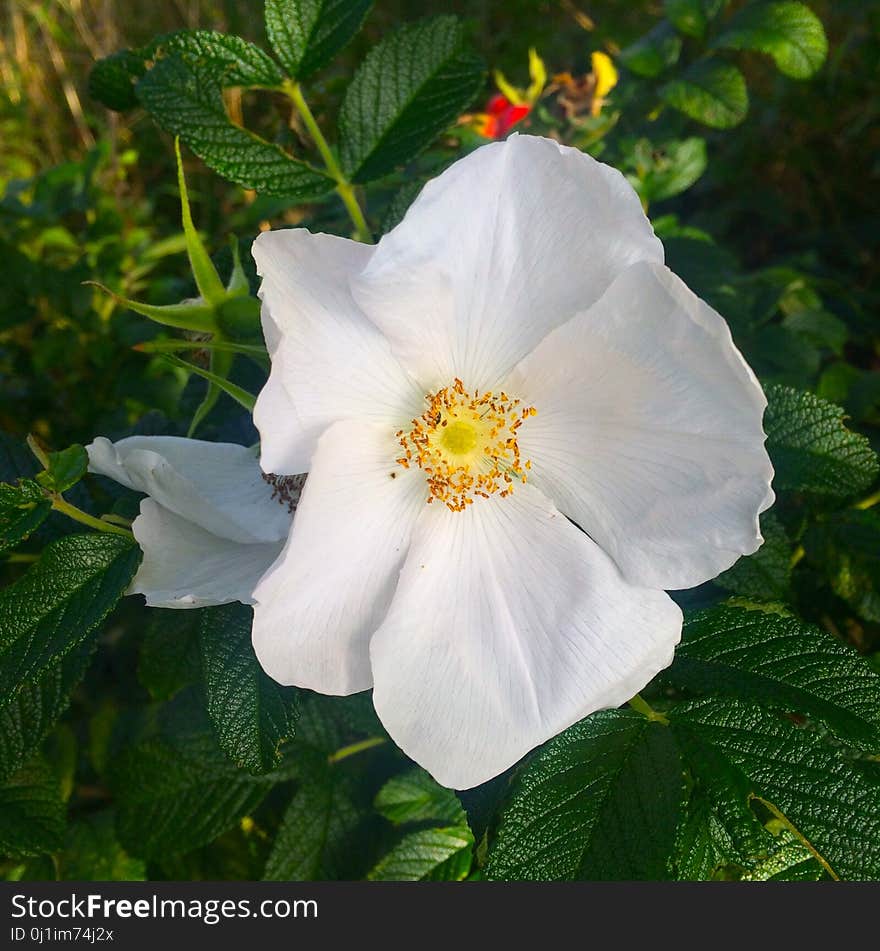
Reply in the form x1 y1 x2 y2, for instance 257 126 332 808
282 80 372 243
327 736 386 765
790 544 805 569
854 487 880 511
51 497 133 538
628 693 669 725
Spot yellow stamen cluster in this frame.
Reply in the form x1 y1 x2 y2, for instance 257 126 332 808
396 378 536 512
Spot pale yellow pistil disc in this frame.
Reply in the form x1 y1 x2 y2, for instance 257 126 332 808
395 378 536 512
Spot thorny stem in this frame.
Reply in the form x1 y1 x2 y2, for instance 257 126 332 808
51 496 133 538
628 693 669 725
327 736 387 765
282 80 372 244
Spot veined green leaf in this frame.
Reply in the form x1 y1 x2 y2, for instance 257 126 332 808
37 444 89 494
715 512 792 602
660 60 748 129
485 710 684 880
263 745 371 881
0 640 95 784
138 609 202 702
162 29 284 87
628 137 707 204
265 0 373 79
339 16 485 183
136 55 334 200
763 383 879 497
367 826 473 881
0 758 65 858
670 698 880 881
111 700 277 860
740 828 823 880
673 731 770 879
661 605 880 749
0 533 141 709
715 1 828 79
0 480 50 555
199 603 299 775
375 767 466 826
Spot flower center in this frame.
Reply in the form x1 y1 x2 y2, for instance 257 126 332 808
396 378 536 512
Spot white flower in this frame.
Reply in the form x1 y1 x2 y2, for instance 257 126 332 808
87 436 300 608
251 134 774 789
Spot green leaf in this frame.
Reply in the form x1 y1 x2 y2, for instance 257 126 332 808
673 733 770 879
174 136 226 307
374 767 466 825
111 706 276 860
136 55 334 199
662 605 880 748
37 444 88 494
669 698 880 880
740 828 823 881
58 810 146 881
619 22 682 78
0 758 65 858
0 534 141 709
660 60 748 129
85 281 217 333
138 609 202 701
88 49 147 111
485 710 683 880
339 16 485 183
782 309 848 357
263 745 370 880
715 1 828 79
665 0 709 38
715 512 792 601
0 640 94 784
0 480 50 555
265 0 373 79
162 29 284 87
804 509 880 622
367 826 473 881
628 137 707 204
763 384 879 497
199 603 299 774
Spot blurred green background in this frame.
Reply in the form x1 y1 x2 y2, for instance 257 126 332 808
0 0 877 446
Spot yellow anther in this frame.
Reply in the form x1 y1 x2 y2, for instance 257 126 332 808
396 380 536 512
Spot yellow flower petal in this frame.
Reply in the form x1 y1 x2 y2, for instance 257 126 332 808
526 48 548 103
591 50 618 100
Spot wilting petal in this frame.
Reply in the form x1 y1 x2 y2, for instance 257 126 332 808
252 229 423 474
252 419 426 696
506 261 774 591
370 484 682 790
87 436 292 544
131 499 284 608
352 134 662 392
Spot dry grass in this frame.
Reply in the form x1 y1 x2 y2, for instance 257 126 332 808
0 0 234 177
